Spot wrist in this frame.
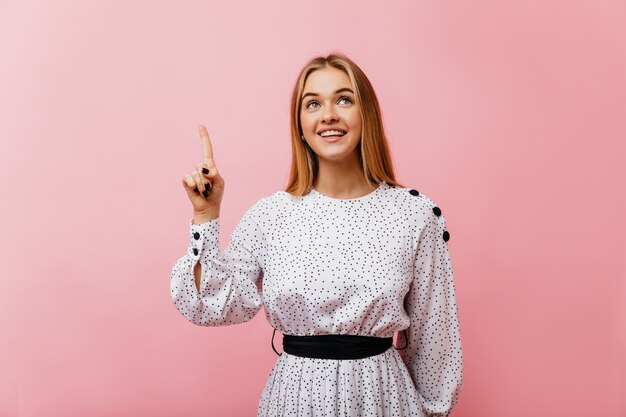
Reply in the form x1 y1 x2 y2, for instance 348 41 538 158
193 208 220 224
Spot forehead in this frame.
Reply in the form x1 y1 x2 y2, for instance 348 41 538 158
303 66 352 93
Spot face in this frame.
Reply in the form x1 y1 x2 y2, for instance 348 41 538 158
299 66 362 163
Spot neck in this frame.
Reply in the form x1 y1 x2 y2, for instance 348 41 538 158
313 154 375 199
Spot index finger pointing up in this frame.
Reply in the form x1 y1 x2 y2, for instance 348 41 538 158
198 124 213 162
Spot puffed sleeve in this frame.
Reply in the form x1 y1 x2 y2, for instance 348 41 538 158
398 205 464 417
169 204 265 326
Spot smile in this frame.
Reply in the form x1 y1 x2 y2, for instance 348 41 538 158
318 129 347 142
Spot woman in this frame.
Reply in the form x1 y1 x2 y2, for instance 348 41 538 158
171 53 464 417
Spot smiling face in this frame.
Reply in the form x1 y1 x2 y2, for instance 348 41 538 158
299 66 362 164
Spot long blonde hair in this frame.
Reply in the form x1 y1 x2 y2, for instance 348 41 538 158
284 52 404 195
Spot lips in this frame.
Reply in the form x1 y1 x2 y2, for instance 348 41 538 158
319 133 346 143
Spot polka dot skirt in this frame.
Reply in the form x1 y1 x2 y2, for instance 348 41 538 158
170 181 464 417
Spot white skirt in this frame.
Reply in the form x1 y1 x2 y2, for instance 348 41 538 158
257 346 426 417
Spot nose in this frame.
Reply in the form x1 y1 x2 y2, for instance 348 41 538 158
320 105 339 123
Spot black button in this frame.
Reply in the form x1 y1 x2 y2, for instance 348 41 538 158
432 206 441 216
193 232 200 240
443 231 450 242
193 248 199 256
409 189 420 196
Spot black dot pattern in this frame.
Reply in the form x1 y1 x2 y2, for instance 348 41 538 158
170 181 463 416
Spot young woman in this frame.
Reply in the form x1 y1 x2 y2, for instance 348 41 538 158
171 53 464 417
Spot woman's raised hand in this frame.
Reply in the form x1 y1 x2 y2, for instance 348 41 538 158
182 125 225 215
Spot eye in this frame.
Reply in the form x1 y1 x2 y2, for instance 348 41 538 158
305 96 353 110
305 100 320 109
338 96 353 105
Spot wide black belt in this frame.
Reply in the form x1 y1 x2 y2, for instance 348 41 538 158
276 332 394 360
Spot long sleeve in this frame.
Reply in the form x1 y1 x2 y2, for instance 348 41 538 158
398 207 464 417
170 204 265 327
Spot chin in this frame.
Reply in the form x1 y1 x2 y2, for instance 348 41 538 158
316 148 360 162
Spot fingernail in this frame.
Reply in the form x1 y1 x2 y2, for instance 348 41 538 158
202 189 209 198
202 167 209 174
194 187 199 193
205 182 211 191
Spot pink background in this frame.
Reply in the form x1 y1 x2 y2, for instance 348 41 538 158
1 0 624 416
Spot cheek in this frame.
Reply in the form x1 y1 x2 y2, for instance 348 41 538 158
348 112 362 132
300 113 314 131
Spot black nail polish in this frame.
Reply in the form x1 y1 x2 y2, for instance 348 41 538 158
202 189 209 198
194 187 199 193
205 182 212 191
202 167 209 174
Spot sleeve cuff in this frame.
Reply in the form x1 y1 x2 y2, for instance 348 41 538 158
188 217 220 259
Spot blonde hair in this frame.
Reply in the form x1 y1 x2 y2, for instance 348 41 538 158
284 52 405 195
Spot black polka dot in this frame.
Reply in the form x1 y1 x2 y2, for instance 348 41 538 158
171 180 462 416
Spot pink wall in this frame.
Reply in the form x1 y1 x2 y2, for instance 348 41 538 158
1 0 624 416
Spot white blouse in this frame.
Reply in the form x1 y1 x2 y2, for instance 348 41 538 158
170 181 464 417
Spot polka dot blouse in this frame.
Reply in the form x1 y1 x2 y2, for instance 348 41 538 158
170 181 464 417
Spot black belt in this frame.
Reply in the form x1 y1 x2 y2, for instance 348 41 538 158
271 329 408 359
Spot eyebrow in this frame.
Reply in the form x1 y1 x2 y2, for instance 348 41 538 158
301 88 354 103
